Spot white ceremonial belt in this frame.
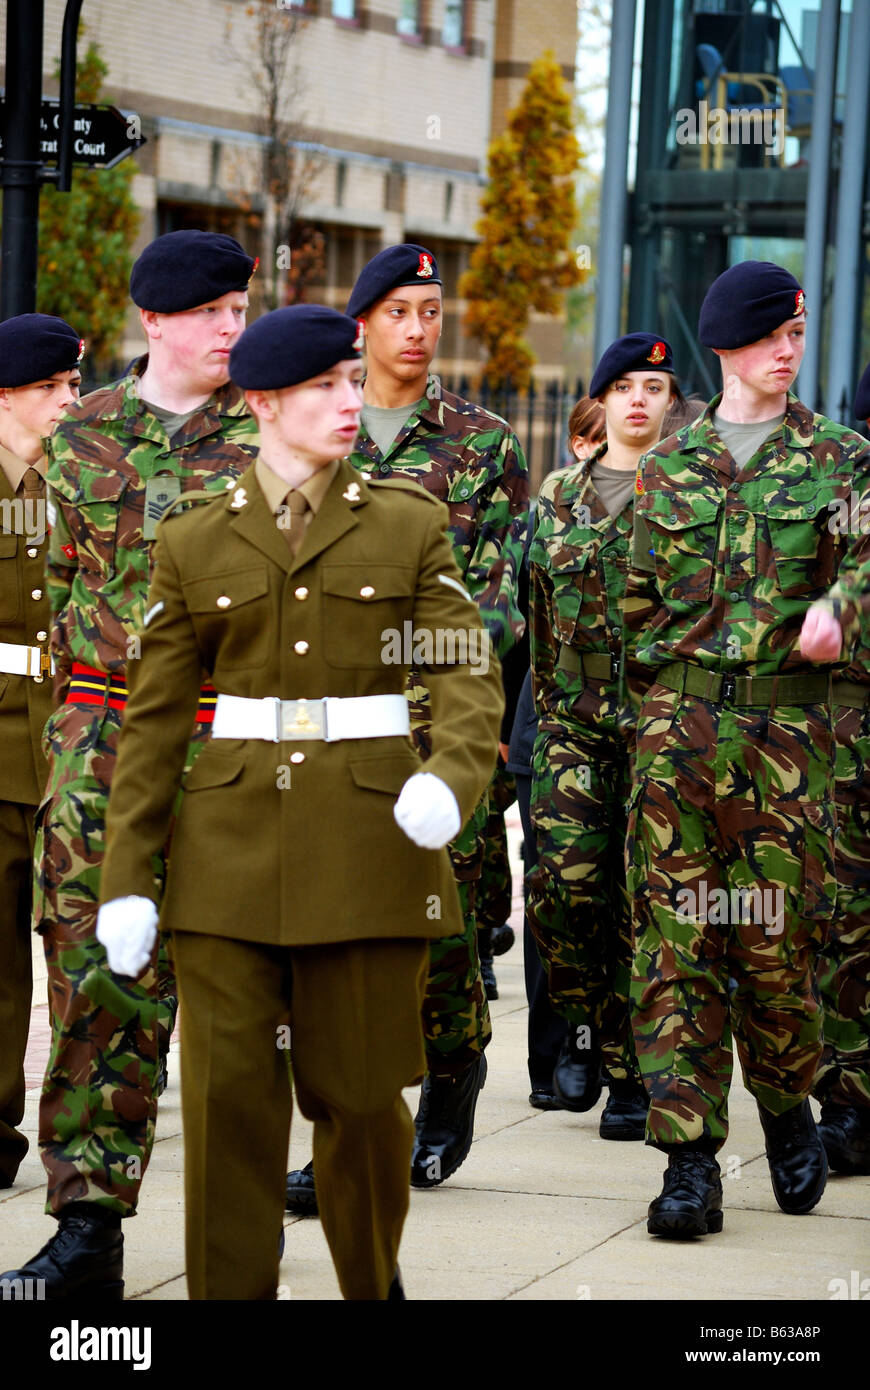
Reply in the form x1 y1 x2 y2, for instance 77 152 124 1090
211 693 410 743
0 641 55 682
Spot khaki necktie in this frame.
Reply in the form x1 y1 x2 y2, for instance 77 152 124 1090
22 466 44 501
280 489 309 557
22 467 46 541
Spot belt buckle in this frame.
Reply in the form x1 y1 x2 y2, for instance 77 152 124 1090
720 674 736 705
26 646 49 683
280 697 326 740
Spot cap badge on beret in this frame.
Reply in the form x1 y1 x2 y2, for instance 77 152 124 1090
417 253 435 279
76 339 85 363
647 341 666 365
353 319 366 351
248 257 260 287
795 290 805 315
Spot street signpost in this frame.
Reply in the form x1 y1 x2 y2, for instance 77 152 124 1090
0 0 147 318
0 101 146 170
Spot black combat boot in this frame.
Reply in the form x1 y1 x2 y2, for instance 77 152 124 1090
599 1075 650 1140
410 1053 487 1187
818 1101 870 1175
284 1158 318 1216
757 1099 828 1213
647 1147 723 1238
490 923 515 956
0 1204 124 1299
477 928 498 1000
552 1027 602 1112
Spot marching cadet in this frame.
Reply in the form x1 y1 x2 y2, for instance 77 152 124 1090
285 243 528 1210
0 231 258 1298
94 304 503 1299
801 359 870 1175
0 315 82 1191
624 261 870 1237
527 335 679 1137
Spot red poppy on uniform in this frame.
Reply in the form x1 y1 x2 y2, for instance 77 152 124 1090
61 543 76 560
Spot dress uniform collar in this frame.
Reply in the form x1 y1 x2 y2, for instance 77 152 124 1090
254 455 340 517
227 456 370 574
0 440 46 493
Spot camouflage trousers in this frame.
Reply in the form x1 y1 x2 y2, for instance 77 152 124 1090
424 793 491 1077
476 765 517 932
812 706 870 1109
413 715 491 1078
33 700 198 1216
627 688 835 1150
525 721 639 1082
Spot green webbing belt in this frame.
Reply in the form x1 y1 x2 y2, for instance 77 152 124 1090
557 646 615 681
831 680 870 710
655 661 832 707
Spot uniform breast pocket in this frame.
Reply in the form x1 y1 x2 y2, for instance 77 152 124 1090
765 492 833 599
322 562 416 668
549 549 594 645
645 495 720 610
183 566 272 669
0 533 21 623
72 472 127 581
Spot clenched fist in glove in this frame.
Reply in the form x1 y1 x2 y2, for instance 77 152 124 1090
96 896 159 977
394 772 461 850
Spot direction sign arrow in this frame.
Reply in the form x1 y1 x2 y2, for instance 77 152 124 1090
0 100 146 169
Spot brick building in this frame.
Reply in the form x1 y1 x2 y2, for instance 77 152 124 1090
1 0 578 385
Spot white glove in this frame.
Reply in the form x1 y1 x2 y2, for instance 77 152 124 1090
394 772 461 850
96 896 159 977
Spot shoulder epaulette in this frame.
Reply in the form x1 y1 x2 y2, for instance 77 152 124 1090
362 475 441 504
158 490 222 522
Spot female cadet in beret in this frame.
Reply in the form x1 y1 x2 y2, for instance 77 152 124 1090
526 333 679 1137
94 304 503 1300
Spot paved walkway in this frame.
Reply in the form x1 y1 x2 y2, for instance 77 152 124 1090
2 813 868 1308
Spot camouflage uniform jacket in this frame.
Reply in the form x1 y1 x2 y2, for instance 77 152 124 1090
45 357 258 690
624 393 870 706
530 445 632 738
350 373 528 663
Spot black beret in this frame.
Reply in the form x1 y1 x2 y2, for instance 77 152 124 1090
854 361 870 422
130 231 257 312
347 243 441 319
229 305 363 390
589 332 675 399
0 313 84 387
698 261 806 350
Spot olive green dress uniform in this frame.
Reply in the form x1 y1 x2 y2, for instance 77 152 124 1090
0 448 53 1184
100 456 503 1299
